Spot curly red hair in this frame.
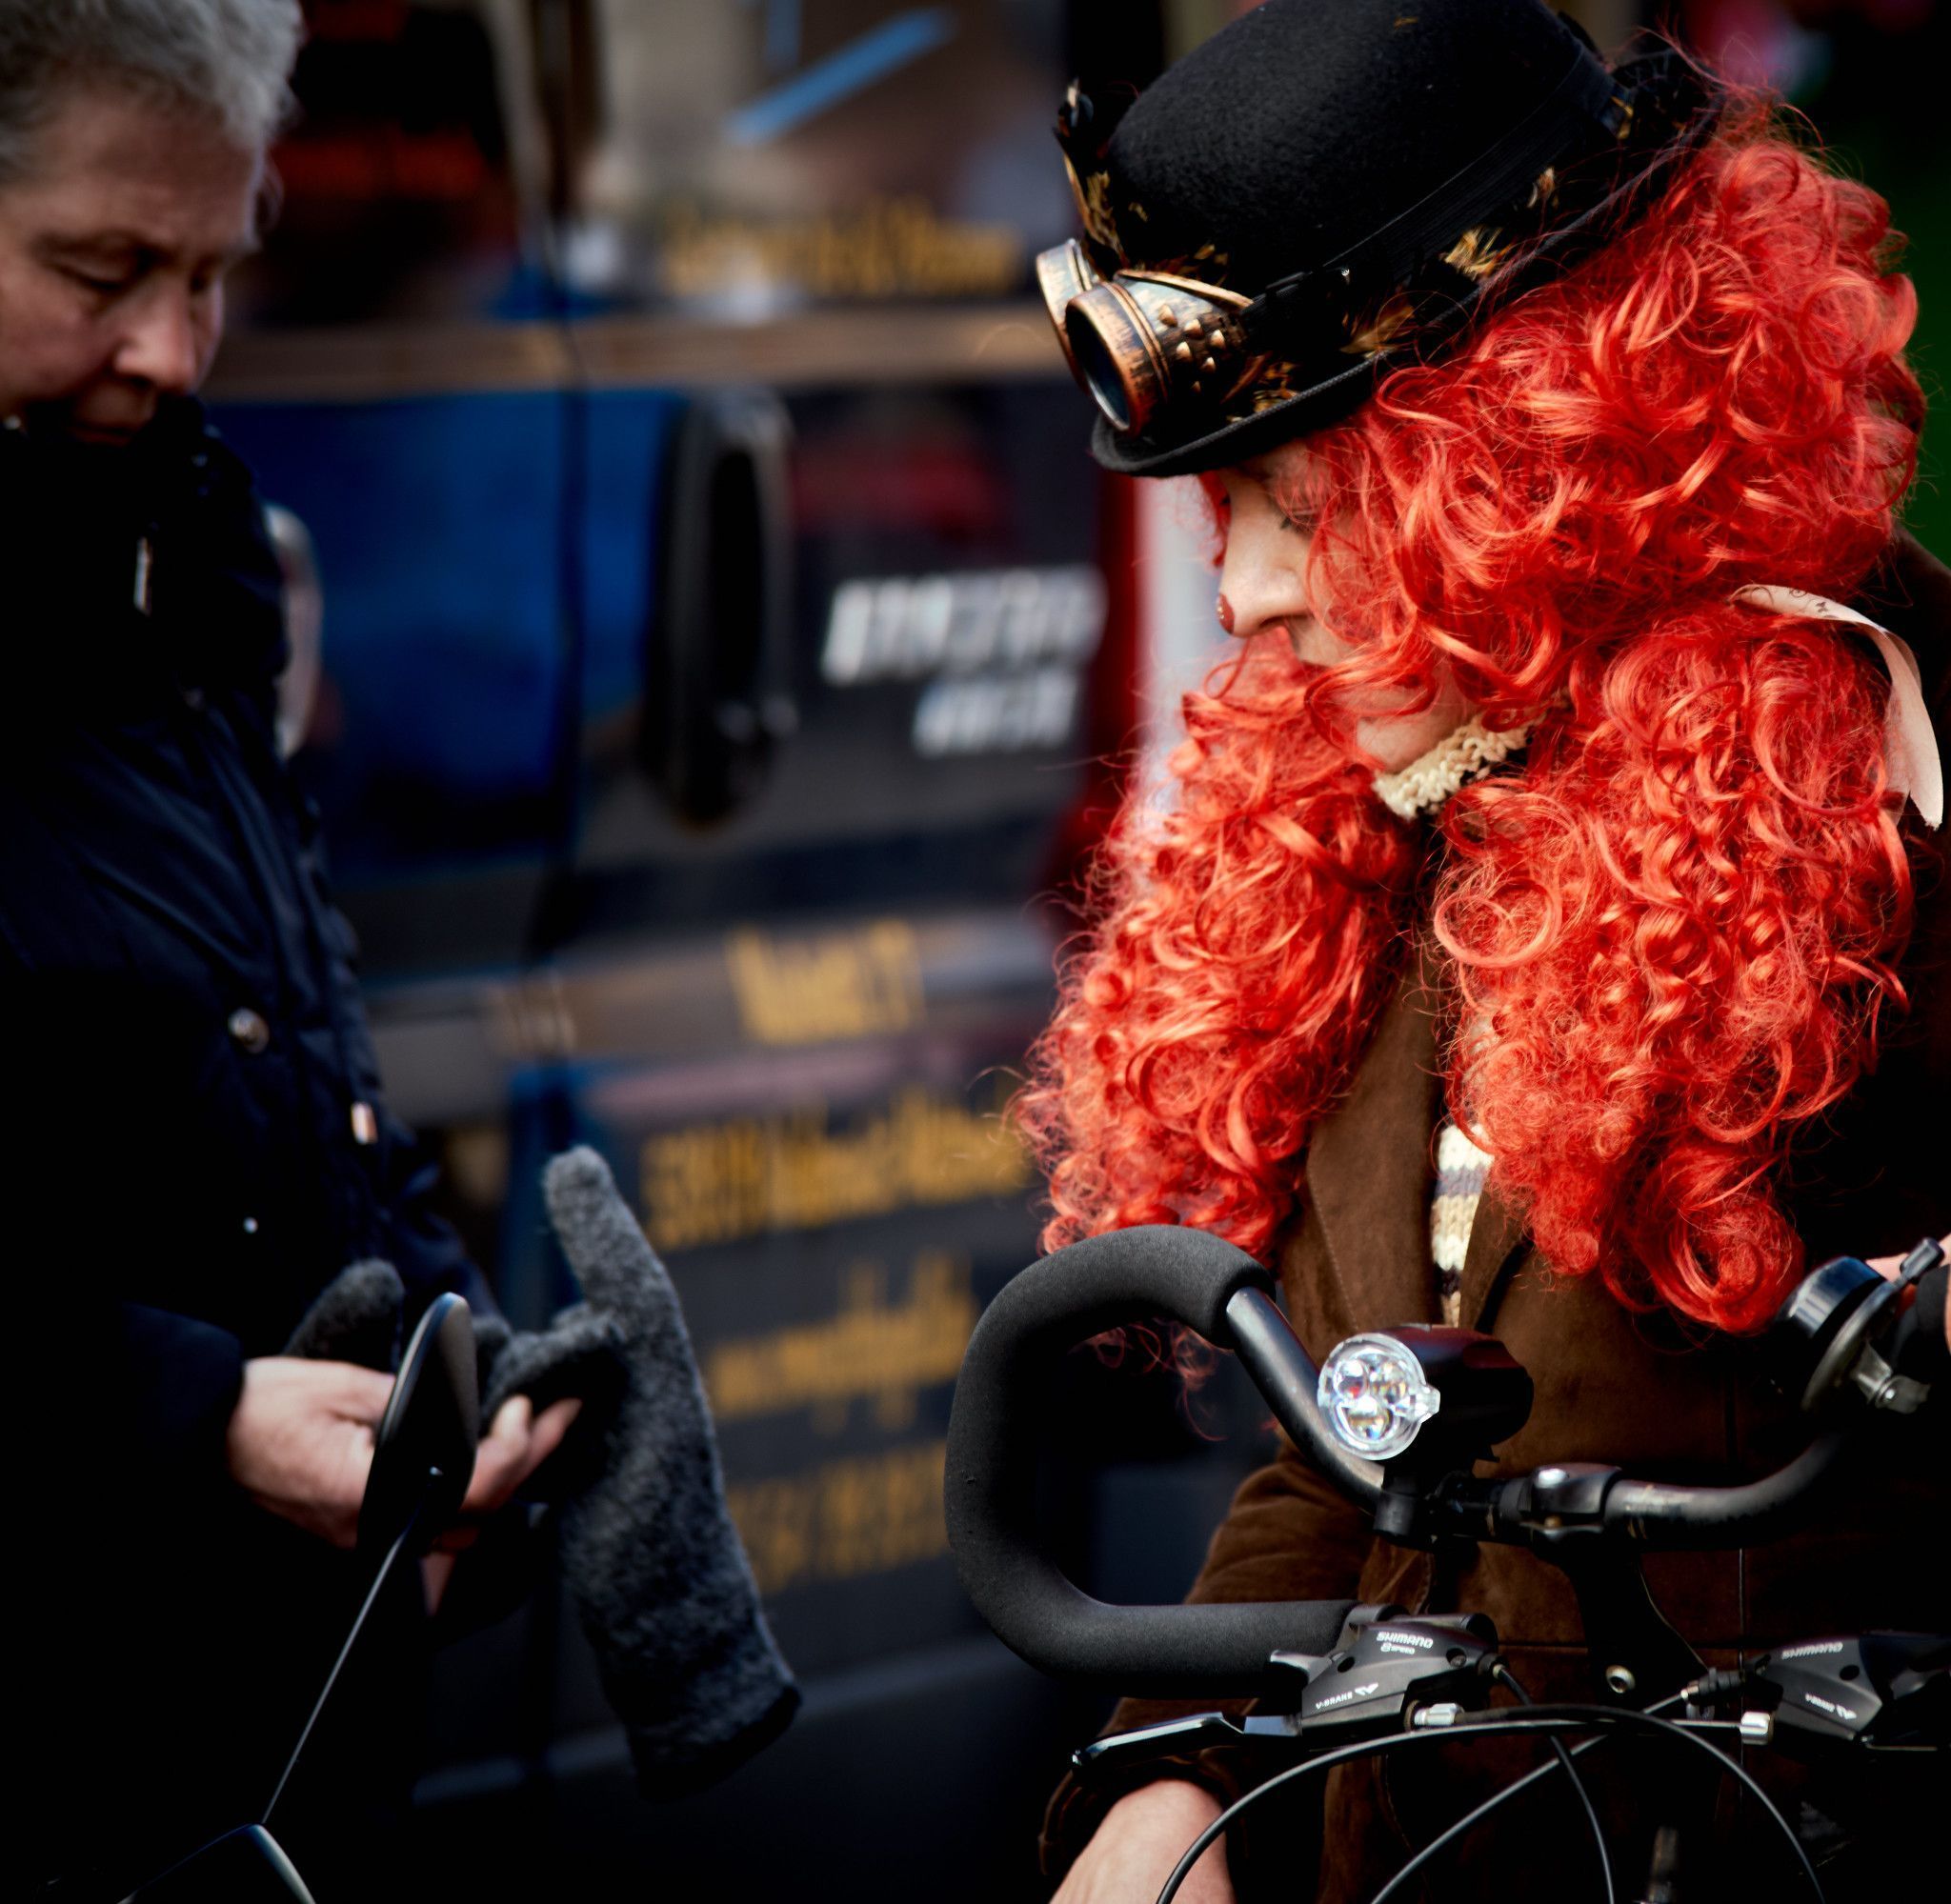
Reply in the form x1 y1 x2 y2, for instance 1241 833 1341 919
1023 104 1922 1333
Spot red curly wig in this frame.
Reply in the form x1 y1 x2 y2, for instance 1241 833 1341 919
1023 103 1922 1333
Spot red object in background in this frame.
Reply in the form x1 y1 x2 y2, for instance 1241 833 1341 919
790 438 1009 539
273 127 491 203
306 0 412 41
1045 467 1143 902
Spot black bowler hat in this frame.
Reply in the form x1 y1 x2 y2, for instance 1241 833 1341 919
1040 0 1723 476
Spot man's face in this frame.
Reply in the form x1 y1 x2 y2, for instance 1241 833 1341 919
0 84 261 443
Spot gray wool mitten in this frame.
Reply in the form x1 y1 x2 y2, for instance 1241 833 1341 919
279 1153 799 1795
284 1259 405 1370
480 1303 619 1424
538 1146 799 1794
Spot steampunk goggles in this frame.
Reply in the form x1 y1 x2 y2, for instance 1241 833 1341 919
1036 238 1269 437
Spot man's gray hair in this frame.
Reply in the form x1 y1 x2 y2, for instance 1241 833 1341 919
0 0 304 182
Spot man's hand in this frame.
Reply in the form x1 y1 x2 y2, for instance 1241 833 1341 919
1053 1780 1234 1904
229 1359 584 1556
423 1393 582 1611
439 1393 583 1545
226 1355 394 1548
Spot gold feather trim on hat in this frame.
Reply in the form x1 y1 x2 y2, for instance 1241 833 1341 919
1344 286 1420 355
1062 154 1124 263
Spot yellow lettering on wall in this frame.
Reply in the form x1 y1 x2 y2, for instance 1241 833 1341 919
662 198 1022 303
639 1084 1030 1253
724 1440 949 1596
706 1253 976 1432
726 918 923 1046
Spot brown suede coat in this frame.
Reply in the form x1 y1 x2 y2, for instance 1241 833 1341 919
1042 536 1951 1901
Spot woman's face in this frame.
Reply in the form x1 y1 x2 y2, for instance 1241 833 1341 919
1214 451 1471 772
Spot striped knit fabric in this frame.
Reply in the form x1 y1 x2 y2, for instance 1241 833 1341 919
1431 1119 1493 1325
1370 716 1530 1320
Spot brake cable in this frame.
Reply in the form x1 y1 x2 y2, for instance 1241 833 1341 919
1152 1704 1820 1904
1366 1688 1690 1904
1489 1662 1614 1904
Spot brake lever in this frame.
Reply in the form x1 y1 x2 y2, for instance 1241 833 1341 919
1733 1633 1950 1754
1282 1611 1501 1743
1073 1710 1309 1779
1073 1610 1504 1783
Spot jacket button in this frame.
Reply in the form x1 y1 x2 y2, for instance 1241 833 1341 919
228 1007 272 1054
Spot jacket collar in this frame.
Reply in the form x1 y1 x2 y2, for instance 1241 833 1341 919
1299 941 1444 1329
0 398 286 711
1300 935 1533 1333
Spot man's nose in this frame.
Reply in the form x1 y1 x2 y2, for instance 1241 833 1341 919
114 285 204 396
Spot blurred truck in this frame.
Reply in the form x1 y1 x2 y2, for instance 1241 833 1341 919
207 5 1252 1896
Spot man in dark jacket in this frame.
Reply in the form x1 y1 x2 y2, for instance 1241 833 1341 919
2 6 573 1894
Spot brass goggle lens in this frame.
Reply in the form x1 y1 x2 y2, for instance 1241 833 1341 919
1035 238 1098 378
1036 244 1264 438
1066 282 1170 432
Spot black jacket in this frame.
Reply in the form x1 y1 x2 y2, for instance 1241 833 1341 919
6 403 487 1899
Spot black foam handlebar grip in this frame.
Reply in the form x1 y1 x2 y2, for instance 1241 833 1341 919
945 1226 1356 1694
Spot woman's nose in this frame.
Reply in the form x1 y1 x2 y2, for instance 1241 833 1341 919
1217 513 1311 645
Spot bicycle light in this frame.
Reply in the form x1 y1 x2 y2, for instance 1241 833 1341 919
1318 1334 1442 1459
1318 1327 1535 1469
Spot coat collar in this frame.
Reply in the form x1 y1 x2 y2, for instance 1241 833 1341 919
1459 1169 1531 1332
1300 936 1533 1333
1299 941 1444 1329
0 399 286 711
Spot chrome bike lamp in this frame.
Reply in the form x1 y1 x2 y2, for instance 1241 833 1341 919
1315 1325 1535 1507
1318 1333 1443 1460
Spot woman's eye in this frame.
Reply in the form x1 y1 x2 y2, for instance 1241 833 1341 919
1196 471 1232 532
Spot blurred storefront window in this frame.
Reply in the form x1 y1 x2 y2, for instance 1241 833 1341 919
558 1 1076 312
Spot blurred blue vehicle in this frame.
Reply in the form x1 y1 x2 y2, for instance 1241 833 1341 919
205 5 1247 1896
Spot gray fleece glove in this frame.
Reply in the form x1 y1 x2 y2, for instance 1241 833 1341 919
284 1258 404 1370
284 1150 798 1795
528 1147 798 1793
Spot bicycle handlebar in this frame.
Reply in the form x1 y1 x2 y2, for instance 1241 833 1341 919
949 1226 1894 1694
1595 1437 1852 1544
943 1226 1359 1693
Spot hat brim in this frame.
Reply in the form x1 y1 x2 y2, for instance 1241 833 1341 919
1089 51 1725 480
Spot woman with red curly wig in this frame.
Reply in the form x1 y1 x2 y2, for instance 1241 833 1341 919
1024 4 1946 1900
